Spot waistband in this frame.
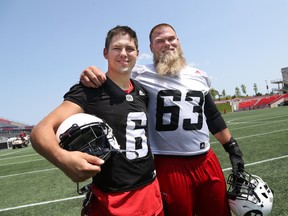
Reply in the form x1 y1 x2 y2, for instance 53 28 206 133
154 149 209 159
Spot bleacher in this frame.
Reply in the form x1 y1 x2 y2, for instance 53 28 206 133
238 94 288 110
0 117 16 129
0 118 11 124
255 94 281 108
0 121 13 127
0 117 33 138
238 99 258 110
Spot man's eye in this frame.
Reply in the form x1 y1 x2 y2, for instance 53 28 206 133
127 48 135 52
156 40 164 44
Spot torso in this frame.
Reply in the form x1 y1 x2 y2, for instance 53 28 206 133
64 78 156 192
132 64 211 156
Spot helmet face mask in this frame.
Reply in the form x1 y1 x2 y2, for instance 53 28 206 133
227 171 274 216
56 113 120 161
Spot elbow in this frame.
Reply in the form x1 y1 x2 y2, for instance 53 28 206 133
29 127 38 150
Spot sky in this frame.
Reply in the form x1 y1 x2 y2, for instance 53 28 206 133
1 0 287 125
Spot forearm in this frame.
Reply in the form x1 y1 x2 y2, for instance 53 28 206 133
30 122 66 169
213 128 232 145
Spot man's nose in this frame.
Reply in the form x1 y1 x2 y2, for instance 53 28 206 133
120 48 128 56
163 39 172 47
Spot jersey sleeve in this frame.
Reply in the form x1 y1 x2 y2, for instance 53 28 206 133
204 93 227 134
63 83 93 111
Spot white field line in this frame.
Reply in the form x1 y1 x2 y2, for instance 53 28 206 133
0 153 38 161
222 154 288 171
0 168 57 179
211 128 288 144
227 118 288 130
234 128 288 140
227 111 288 125
0 158 45 167
0 195 85 212
0 154 287 212
0 147 33 157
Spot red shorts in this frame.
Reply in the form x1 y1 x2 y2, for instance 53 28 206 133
86 178 163 216
154 149 231 216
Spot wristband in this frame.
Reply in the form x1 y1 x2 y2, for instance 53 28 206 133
223 137 243 157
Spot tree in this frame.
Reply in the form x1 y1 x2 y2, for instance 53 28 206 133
210 88 219 100
222 89 226 98
235 87 241 97
241 84 247 96
253 83 258 96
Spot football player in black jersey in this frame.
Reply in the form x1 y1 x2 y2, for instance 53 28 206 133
30 25 163 216
79 24 245 216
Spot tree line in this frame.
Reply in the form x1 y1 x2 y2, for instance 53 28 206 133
210 83 266 100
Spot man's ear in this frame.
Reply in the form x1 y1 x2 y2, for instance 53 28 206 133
103 48 108 59
149 44 153 52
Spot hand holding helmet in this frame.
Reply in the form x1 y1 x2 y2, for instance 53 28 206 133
223 137 245 176
56 113 122 194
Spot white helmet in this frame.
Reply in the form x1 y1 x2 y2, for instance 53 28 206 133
56 113 120 161
227 171 274 216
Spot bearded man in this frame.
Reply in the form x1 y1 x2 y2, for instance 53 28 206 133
80 23 245 216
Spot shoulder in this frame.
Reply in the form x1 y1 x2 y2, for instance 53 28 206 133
183 66 211 88
183 65 208 76
67 82 102 93
64 82 102 100
132 64 156 78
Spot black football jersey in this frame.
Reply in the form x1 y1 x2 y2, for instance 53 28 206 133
63 77 156 192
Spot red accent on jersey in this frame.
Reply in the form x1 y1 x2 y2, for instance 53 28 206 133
124 80 134 93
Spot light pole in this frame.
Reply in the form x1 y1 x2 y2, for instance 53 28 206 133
265 80 269 95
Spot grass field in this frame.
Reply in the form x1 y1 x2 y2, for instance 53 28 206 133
0 106 287 215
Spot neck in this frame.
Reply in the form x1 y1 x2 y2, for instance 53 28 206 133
106 71 131 90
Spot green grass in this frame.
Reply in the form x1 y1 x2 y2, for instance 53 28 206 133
0 106 287 215
216 102 232 113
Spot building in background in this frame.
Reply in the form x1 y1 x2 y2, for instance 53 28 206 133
271 67 288 94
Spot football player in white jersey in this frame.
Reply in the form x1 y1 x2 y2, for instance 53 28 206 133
79 23 245 216
30 26 163 216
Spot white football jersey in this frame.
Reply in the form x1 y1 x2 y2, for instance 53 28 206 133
132 64 211 156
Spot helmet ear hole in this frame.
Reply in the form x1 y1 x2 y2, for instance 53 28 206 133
226 171 274 216
56 113 120 160
243 210 262 216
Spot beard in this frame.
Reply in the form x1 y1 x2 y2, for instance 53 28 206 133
153 45 186 77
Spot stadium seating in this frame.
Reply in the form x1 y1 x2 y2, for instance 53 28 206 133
0 117 33 139
238 99 258 110
255 94 281 108
238 94 287 110
0 118 13 127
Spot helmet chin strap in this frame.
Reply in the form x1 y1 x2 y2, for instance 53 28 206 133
77 182 92 195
